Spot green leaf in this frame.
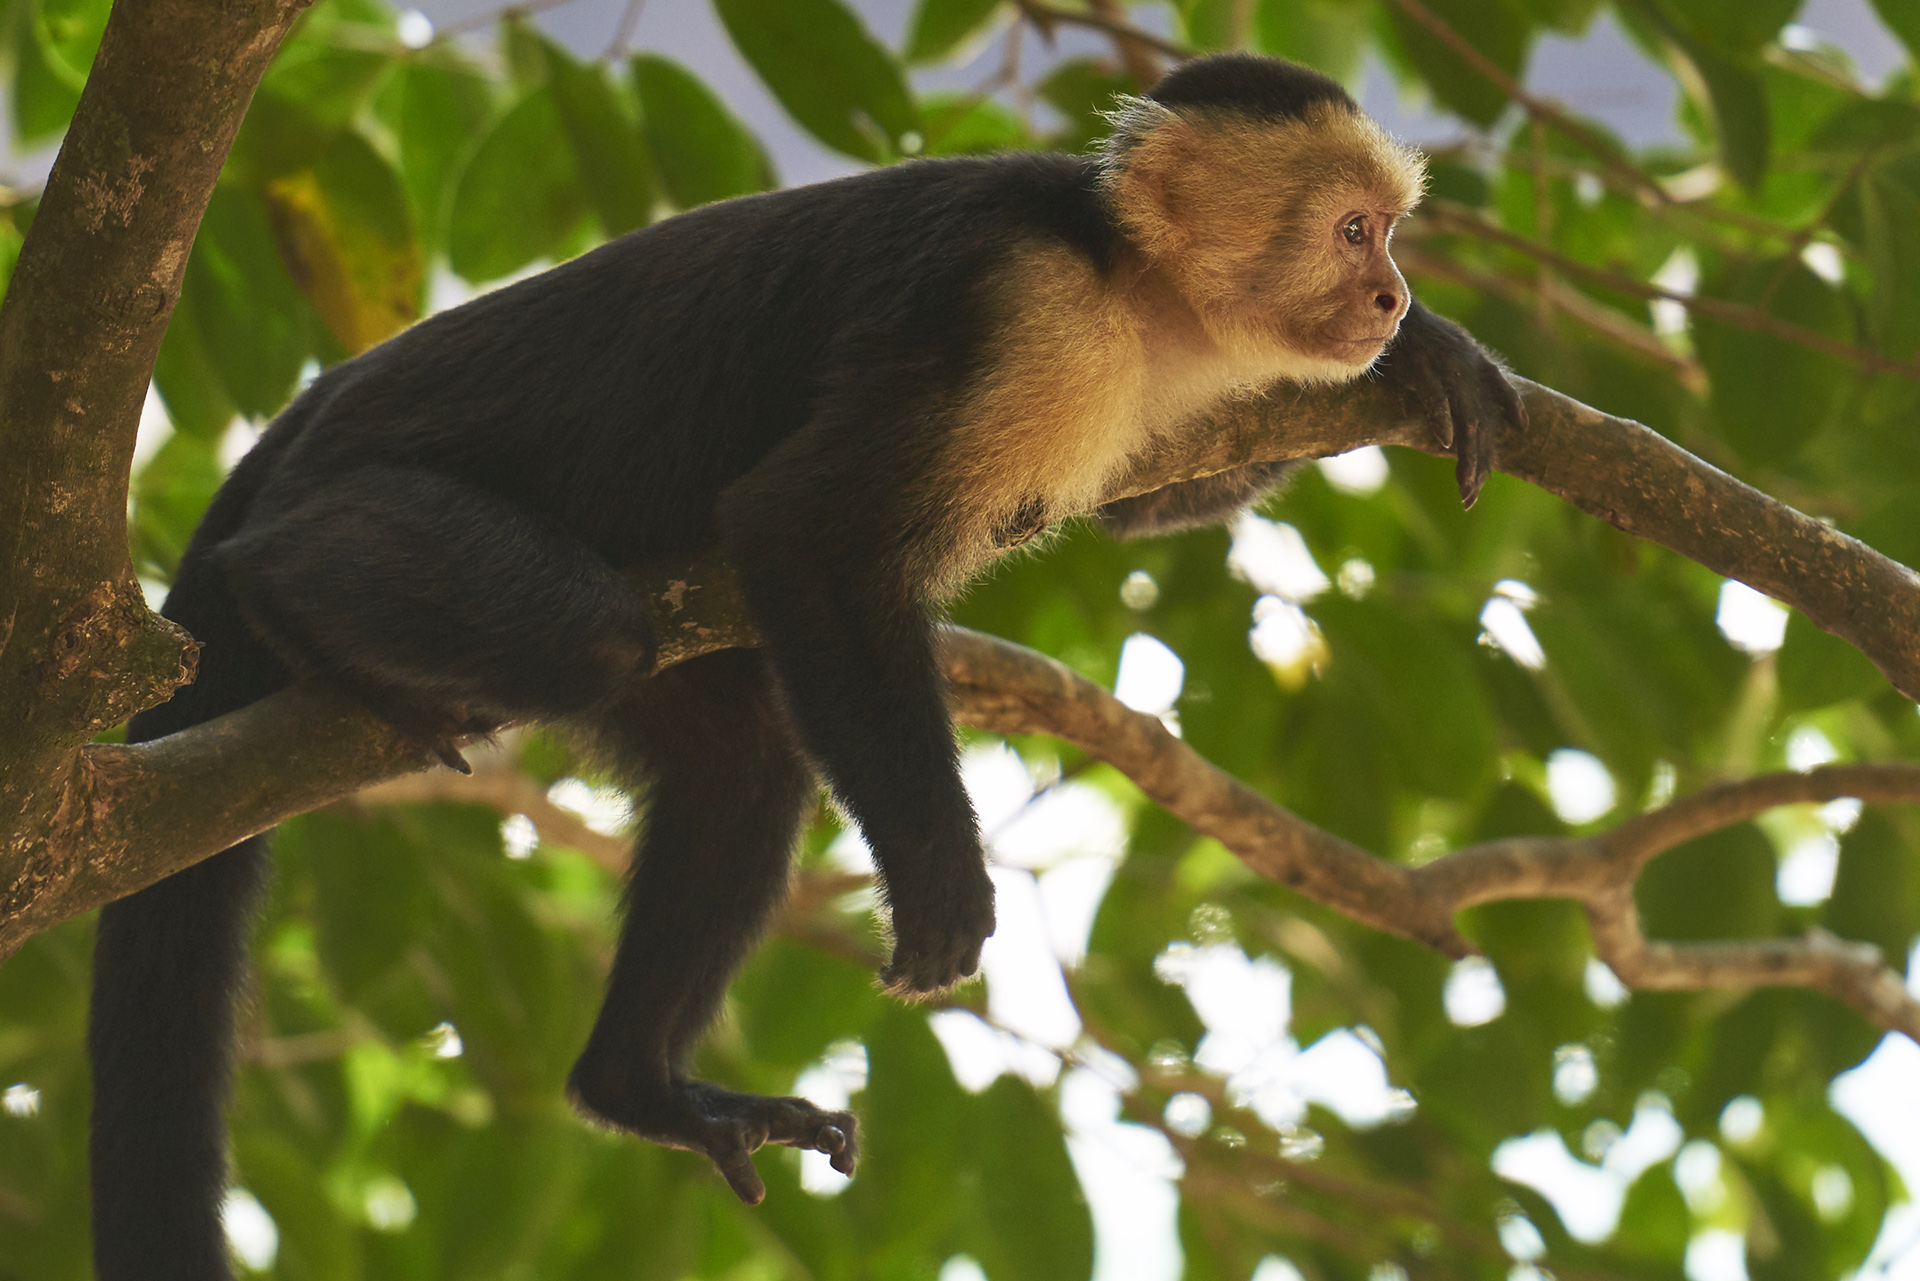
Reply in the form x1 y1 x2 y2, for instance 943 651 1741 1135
1854 142 1920 359
37 0 108 80
151 288 242 442
1383 0 1532 128
1178 0 1244 50
391 59 497 251
1775 612 1887 713
1635 825 1780 942
227 90 345 186
1038 58 1137 152
1684 42 1770 190
447 88 589 284
1622 0 1770 187
1694 261 1852 467
730 937 882 1069
12 0 103 143
919 92 1030 156
714 0 919 163
1824 810 1920 968
630 54 775 209
904 0 1007 64
264 130 422 355
972 1077 1093 1281
847 1008 969 1242
1507 0 1603 33
129 432 222 577
1667 0 1799 53
542 37 657 236
1312 598 1498 801
1253 0 1374 82
183 184 315 419
1611 1166 1690 1261
259 39 394 129
281 811 425 1003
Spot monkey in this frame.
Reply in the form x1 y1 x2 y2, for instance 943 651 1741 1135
88 52 1525 1278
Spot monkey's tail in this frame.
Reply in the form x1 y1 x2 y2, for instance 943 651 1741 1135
89 444 295 1281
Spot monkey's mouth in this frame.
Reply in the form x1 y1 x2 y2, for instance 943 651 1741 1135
1327 334 1393 364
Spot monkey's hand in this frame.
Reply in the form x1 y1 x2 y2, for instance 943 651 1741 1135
1371 300 1528 508
880 863 996 997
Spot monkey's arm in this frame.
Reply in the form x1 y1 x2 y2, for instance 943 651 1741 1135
1370 299 1528 508
716 417 995 996
1096 460 1300 540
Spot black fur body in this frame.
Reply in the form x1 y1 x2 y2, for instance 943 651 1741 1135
95 151 1167 1277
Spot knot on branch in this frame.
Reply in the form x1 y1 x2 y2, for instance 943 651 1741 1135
36 579 197 733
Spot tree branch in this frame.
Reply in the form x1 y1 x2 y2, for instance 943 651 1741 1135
0 0 313 953
11 371 1920 975
1013 0 1191 64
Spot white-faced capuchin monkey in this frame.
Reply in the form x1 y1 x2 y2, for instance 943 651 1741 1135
88 53 1524 1276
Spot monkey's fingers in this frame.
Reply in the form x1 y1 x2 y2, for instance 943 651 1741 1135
753 1099 859 1179
1406 349 1455 454
824 1125 858 1176
1487 363 1530 436
712 1144 768 1205
1455 364 1527 509
1446 378 1489 510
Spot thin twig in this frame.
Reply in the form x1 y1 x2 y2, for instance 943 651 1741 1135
1087 0 1163 87
1013 0 1191 62
1386 0 1666 203
1754 144 1884 311
601 0 647 62
1418 200 1920 379
1394 243 1708 391
433 0 591 43
1385 0 1802 244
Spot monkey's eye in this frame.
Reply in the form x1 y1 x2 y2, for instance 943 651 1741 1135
1342 216 1367 245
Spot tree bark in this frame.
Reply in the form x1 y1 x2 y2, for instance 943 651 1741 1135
0 0 311 949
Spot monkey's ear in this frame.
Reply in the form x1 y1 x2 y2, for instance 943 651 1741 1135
1110 116 1204 257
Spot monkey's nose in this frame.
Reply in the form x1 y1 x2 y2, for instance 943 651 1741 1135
1373 292 1400 314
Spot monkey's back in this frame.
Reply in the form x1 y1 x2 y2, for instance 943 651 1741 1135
236 152 1121 568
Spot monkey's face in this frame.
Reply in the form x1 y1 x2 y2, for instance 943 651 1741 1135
1111 100 1426 383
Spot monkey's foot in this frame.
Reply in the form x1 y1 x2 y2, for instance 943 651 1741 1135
384 703 499 775
575 1078 857 1204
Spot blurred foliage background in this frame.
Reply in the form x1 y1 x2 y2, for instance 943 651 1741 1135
4 0 1920 1278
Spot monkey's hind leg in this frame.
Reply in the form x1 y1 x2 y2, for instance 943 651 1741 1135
213 465 655 760
567 650 857 1204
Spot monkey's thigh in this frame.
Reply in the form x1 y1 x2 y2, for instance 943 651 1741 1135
568 650 856 1203
217 465 653 723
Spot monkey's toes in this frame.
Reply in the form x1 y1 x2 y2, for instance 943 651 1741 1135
679 1086 859 1203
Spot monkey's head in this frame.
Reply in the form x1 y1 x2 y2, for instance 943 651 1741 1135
1103 54 1428 383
